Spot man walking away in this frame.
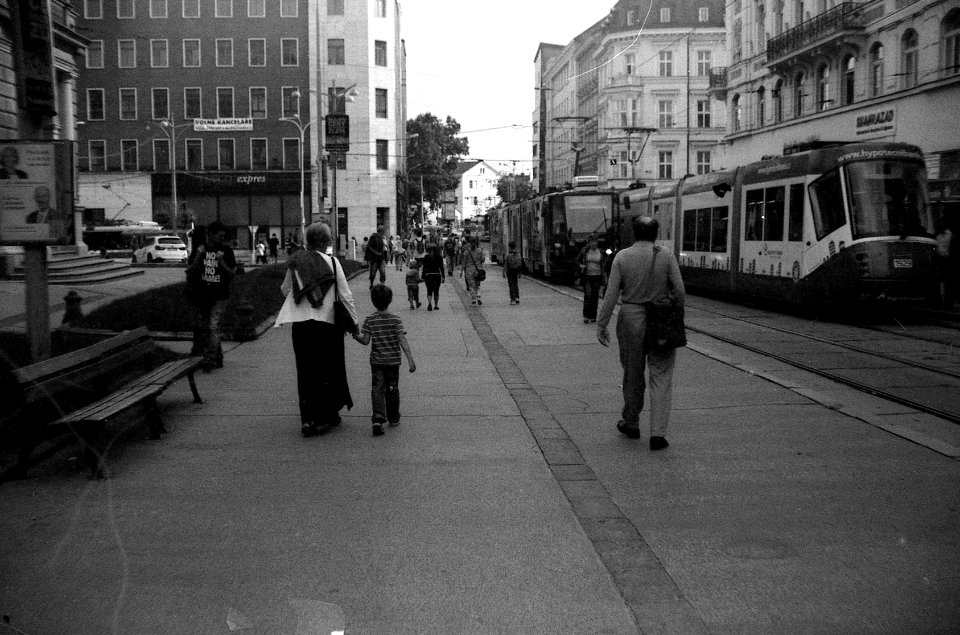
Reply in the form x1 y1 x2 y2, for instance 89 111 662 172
268 233 280 263
597 217 685 451
366 225 387 288
503 241 523 304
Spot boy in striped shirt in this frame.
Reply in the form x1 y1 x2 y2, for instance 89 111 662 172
353 284 417 436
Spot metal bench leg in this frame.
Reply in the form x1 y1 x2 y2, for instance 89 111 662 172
146 400 166 440
78 423 108 480
187 370 203 404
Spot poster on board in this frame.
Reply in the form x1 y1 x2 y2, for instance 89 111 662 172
0 141 73 245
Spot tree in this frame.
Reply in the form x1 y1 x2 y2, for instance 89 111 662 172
496 173 535 203
406 113 469 214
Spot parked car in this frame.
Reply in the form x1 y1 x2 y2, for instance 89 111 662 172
132 235 188 263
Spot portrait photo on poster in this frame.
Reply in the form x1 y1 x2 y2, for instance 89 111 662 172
0 141 72 244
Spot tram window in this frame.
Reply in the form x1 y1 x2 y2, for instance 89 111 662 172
745 189 764 240
711 206 728 252
695 208 711 251
682 209 697 250
763 186 785 241
810 169 847 239
846 160 933 239
788 183 804 241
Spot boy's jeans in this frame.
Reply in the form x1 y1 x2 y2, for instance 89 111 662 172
371 364 401 424
407 286 419 306
507 270 520 301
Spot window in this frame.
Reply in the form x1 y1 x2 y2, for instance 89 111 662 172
87 89 105 120
773 79 783 123
660 7 671 22
699 7 709 22
119 88 137 120
793 72 805 117
627 9 636 25
842 55 856 106
329 0 344 15
117 0 134 18
696 50 711 76
184 87 201 119
249 87 266 119
183 0 199 18
248 0 265 17
376 0 387 17
659 51 673 77
152 88 169 119
283 138 300 169
216 39 234 67
696 151 711 175
658 150 673 180
902 30 918 89
118 40 136 68
87 41 104 68
816 64 831 111
376 140 388 169
757 86 766 126
282 87 299 117
151 40 169 67
375 88 388 118
788 183 805 241
281 0 298 17
250 139 267 170
375 40 388 66
218 139 235 170
658 100 673 128
870 43 884 97
88 140 106 171
696 99 711 127
153 139 170 171
121 140 138 171
215 0 232 18
810 169 847 239
249 39 266 66
183 39 201 67
84 0 103 19
281 39 299 66
614 99 638 127
625 52 635 75
217 88 234 118
944 11 960 77
186 139 203 171
150 0 167 18
328 39 345 65
732 94 741 131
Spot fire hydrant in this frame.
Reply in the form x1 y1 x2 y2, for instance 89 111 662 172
233 300 256 341
62 290 83 324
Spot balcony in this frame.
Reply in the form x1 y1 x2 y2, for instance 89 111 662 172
708 67 728 100
767 2 866 68
607 74 644 89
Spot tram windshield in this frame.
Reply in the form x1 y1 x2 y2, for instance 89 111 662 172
562 195 611 238
846 160 932 239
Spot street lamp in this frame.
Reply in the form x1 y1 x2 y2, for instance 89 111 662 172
148 116 190 236
280 89 310 244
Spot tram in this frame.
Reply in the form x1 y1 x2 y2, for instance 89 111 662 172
490 177 619 282
82 221 165 257
619 142 937 305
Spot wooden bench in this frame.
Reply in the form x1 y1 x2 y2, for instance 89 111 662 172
4 326 203 479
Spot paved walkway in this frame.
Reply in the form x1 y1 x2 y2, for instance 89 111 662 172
1 262 958 633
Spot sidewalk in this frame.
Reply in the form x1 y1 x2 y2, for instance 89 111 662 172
0 262 958 633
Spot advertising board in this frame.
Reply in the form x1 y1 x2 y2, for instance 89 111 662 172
0 141 74 245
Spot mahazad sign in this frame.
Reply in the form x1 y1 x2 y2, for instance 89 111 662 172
193 118 254 132
854 107 896 139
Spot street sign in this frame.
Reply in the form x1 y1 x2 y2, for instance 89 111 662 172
325 115 350 152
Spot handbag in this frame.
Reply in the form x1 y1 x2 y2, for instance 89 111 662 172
330 258 358 335
467 250 486 281
642 248 687 350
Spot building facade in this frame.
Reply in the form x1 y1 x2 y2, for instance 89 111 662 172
711 0 960 186
75 0 406 253
534 0 728 193
454 160 501 222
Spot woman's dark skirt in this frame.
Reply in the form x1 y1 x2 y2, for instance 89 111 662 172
291 320 353 426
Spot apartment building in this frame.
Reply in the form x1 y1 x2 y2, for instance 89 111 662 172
534 0 728 193
75 0 406 251
455 160 501 222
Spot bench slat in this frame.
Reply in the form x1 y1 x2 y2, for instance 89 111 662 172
132 357 204 388
14 327 150 383
53 384 164 425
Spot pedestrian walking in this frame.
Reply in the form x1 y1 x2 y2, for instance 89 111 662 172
443 233 457 276
503 240 523 305
183 221 237 372
352 284 417 437
461 236 486 306
365 226 387 288
393 234 405 270
577 234 607 323
268 233 280 263
274 222 358 438
422 245 446 311
413 229 427 269
597 217 685 451
255 240 267 265
404 233 416 265
405 260 422 309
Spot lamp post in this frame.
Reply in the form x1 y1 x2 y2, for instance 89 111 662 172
280 89 310 244
621 127 656 185
148 117 191 236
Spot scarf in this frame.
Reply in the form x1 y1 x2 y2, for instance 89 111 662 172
289 250 336 308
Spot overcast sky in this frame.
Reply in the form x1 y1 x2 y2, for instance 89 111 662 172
400 1 613 174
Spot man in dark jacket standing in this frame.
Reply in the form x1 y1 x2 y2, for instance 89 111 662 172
365 225 387 288
185 221 237 372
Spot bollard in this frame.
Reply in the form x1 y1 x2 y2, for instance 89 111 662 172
233 299 256 341
62 290 83 324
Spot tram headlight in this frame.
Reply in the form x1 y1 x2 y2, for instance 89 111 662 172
855 252 870 276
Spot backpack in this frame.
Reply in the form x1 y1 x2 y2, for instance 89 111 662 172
402 239 409 250
506 252 523 271
415 238 425 255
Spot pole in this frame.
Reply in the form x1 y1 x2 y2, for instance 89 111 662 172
299 123 306 243
627 132 634 181
332 153 338 251
170 120 178 236
420 174 425 227
685 34 691 177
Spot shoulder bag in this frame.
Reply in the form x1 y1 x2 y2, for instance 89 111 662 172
467 249 486 281
330 258 358 335
642 247 686 351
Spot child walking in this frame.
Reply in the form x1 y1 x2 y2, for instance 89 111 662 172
405 260 422 309
353 284 417 436
503 240 523 305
